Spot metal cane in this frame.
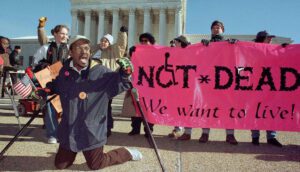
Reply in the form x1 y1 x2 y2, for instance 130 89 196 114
116 57 166 171
0 95 57 161
130 86 166 172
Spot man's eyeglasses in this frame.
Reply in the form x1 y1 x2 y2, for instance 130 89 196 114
74 46 90 53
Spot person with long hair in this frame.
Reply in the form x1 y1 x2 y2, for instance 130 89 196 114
33 17 69 144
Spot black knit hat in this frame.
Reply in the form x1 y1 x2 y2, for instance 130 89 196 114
254 30 275 43
15 45 21 49
211 20 225 32
139 32 156 45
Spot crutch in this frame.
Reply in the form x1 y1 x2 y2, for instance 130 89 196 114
117 57 166 171
0 95 57 162
130 85 166 172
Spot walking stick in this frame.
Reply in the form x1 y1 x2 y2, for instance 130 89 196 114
117 57 166 171
130 86 166 172
0 95 57 161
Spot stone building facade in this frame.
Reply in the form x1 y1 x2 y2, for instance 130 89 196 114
10 0 292 68
70 0 187 48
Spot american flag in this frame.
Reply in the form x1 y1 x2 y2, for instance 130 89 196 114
13 74 33 98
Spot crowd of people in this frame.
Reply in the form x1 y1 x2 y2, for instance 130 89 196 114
0 18 286 170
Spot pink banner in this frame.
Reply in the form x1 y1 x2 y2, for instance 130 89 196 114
131 41 300 131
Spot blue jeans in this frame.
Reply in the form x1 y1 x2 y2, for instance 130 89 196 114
44 103 58 138
251 130 276 139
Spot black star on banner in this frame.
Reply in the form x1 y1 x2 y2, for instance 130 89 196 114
198 75 211 84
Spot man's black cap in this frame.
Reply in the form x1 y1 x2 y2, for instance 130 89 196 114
254 30 275 42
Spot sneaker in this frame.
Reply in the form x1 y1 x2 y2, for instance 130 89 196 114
177 133 191 141
125 147 143 161
128 130 140 136
267 138 283 147
226 134 238 145
47 137 57 144
252 137 259 145
199 133 209 143
168 130 180 138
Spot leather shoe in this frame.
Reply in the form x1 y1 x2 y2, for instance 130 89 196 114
128 130 140 136
199 133 209 143
107 130 112 137
144 130 153 138
177 133 191 141
226 134 238 145
267 138 283 147
168 130 180 138
252 137 259 145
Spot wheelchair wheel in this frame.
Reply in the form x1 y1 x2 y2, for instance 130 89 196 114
17 103 27 116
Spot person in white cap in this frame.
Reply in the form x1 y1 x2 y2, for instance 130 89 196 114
92 26 128 137
43 35 142 170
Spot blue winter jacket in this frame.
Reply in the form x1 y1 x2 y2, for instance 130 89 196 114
49 59 131 152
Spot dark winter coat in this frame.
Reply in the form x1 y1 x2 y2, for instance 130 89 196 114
48 59 131 152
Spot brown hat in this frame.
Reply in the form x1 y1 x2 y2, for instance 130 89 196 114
174 35 190 45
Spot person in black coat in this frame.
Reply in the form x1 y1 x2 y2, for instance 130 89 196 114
8 45 21 84
127 33 156 138
9 45 21 66
45 35 142 170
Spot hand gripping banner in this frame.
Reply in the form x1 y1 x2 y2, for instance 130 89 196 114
131 41 300 132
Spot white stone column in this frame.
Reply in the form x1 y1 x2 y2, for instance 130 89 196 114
97 9 105 41
104 13 110 35
112 8 119 40
167 10 175 43
128 8 136 49
90 12 98 45
143 7 151 33
84 9 92 39
159 8 166 45
71 9 78 36
174 6 182 36
77 12 84 35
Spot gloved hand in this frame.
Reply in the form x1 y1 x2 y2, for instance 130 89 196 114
227 38 238 44
117 57 134 75
34 87 50 98
201 39 210 46
281 43 289 48
38 17 47 28
120 26 128 32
